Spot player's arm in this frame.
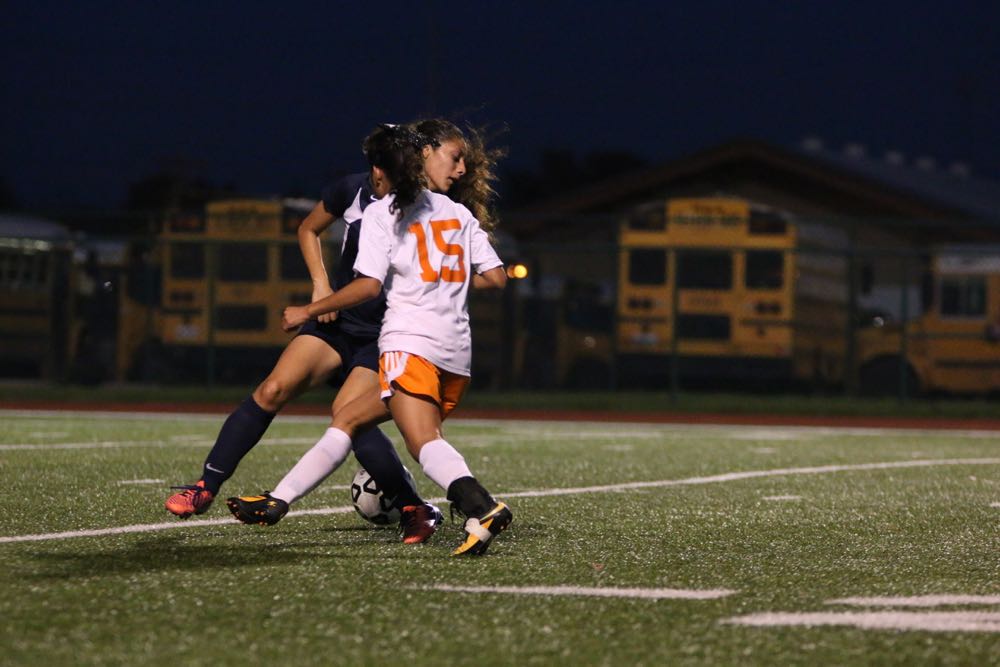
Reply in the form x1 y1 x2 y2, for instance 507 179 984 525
297 201 338 323
282 276 382 331
473 266 507 290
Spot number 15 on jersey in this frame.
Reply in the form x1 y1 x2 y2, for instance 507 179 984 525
409 219 466 283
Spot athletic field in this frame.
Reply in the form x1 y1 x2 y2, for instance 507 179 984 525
1 409 998 665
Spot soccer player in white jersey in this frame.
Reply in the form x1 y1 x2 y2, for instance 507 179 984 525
231 120 513 555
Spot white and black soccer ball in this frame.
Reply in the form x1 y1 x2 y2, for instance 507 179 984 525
350 466 414 526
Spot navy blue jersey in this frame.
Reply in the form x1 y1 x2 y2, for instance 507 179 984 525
319 173 387 338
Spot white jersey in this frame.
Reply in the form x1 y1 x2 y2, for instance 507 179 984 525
353 189 503 375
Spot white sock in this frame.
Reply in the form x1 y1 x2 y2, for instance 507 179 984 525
272 427 352 504
418 438 472 491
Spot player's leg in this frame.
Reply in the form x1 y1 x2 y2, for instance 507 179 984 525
384 354 512 555
331 370 444 542
332 367 426 511
165 335 343 518
226 369 444 541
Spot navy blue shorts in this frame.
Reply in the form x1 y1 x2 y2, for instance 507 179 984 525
296 320 379 385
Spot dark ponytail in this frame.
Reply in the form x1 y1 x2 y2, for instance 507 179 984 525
362 124 424 215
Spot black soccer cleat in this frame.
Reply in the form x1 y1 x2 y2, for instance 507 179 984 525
451 502 513 556
226 492 289 526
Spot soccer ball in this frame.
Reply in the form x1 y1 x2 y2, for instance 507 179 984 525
350 466 414 526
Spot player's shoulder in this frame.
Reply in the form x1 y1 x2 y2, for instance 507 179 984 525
334 172 369 193
426 190 473 218
360 193 396 222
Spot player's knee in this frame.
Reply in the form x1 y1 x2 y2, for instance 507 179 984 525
254 378 292 411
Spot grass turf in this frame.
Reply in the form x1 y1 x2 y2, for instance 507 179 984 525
0 411 998 665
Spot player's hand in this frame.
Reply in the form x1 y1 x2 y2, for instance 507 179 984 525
282 305 310 332
312 285 338 323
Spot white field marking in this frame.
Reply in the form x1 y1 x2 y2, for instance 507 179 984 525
168 434 205 442
118 479 164 485
603 444 634 452
0 441 160 451
464 418 1000 439
829 595 1000 607
418 584 735 600
496 458 1000 501
0 409 331 425
732 431 816 441
311 484 351 493
0 437 320 451
752 447 778 454
3 457 1000 545
7 409 1000 438
991 502 1000 508
0 505 358 544
722 611 1000 633
763 495 802 501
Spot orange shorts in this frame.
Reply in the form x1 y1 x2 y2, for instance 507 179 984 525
378 351 470 419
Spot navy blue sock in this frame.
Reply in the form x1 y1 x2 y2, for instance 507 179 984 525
200 396 275 495
352 427 422 509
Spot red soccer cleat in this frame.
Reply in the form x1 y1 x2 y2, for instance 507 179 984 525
165 481 215 519
400 503 444 544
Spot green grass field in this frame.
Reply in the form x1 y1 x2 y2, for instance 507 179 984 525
1 410 998 666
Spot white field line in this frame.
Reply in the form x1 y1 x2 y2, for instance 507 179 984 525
4 409 1000 437
498 458 1000 500
763 495 802 501
418 584 735 600
2 457 999 545
0 505 358 544
118 479 165 485
0 437 320 451
722 611 1000 632
829 595 1000 607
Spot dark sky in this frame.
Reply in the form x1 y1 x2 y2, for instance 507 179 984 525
4 1 999 209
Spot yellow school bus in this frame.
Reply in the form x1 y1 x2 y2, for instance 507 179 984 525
119 198 324 381
857 246 1000 394
0 216 76 378
616 197 849 385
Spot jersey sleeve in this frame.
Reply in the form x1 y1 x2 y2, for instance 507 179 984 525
321 175 358 218
469 217 504 274
353 204 393 283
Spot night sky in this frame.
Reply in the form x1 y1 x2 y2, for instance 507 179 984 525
4 1 999 210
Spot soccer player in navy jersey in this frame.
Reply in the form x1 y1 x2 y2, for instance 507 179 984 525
166 125 445 542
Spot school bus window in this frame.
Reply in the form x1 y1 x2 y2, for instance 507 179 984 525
749 210 787 235
746 250 784 289
279 243 310 280
170 242 204 279
219 243 267 282
628 249 666 285
940 278 986 317
627 203 666 231
216 305 268 330
677 251 732 289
